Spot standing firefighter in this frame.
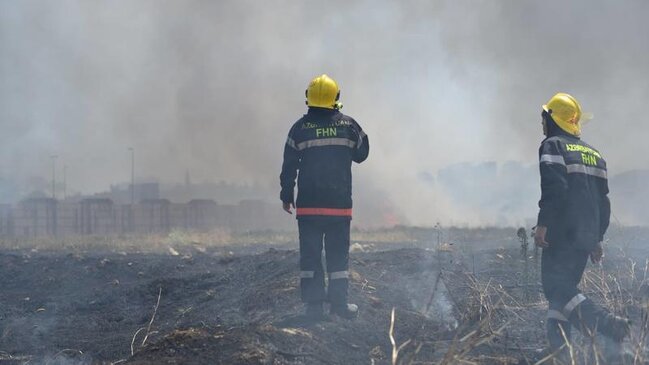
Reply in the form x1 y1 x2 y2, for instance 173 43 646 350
535 93 630 357
280 74 369 321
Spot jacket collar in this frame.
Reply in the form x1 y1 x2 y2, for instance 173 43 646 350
306 107 338 115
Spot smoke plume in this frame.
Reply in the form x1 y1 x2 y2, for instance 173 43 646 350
1 0 648 226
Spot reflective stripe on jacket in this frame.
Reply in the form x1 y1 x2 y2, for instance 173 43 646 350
280 107 369 217
537 134 610 250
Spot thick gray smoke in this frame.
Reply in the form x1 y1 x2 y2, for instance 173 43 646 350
1 1 648 226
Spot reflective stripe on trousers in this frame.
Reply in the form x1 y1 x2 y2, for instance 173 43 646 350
329 271 348 280
563 293 587 318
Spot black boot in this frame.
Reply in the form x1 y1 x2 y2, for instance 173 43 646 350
547 318 572 351
569 299 630 341
599 313 631 342
546 318 572 363
568 298 631 363
600 334 634 365
330 303 358 319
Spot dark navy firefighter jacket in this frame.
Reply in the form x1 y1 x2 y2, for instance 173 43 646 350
280 107 369 218
537 120 611 251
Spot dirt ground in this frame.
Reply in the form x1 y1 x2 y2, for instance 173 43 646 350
1 227 648 365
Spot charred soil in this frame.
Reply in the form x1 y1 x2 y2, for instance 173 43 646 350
0 233 647 364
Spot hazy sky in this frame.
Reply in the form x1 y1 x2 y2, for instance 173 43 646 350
1 0 648 225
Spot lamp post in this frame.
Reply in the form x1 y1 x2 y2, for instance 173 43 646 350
128 147 135 205
50 155 58 199
63 164 67 200
128 147 135 233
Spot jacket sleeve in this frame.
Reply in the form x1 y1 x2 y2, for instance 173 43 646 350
599 177 611 242
537 139 568 227
352 120 369 163
279 128 300 204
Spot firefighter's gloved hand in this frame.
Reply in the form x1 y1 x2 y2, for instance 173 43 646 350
283 202 295 215
591 241 604 264
534 226 550 248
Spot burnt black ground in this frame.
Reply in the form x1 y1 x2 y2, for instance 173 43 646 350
0 244 456 364
0 227 647 364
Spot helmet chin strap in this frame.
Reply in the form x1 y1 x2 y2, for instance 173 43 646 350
334 90 341 109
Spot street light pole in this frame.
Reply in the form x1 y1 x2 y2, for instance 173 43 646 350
128 147 135 233
128 147 135 205
50 155 58 199
63 164 67 200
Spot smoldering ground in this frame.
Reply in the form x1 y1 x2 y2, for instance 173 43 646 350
2 228 649 364
1 0 648 226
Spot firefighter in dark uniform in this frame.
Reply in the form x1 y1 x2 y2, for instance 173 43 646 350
534 93 630 357
280 74 369 321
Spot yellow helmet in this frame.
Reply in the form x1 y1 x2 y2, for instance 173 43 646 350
306 74 340 109
542 93 582 136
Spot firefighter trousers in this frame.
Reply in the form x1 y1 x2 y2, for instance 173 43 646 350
542 244 589 349
298 217 350 306
541 244 589 312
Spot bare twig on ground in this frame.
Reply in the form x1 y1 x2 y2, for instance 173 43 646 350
141 286 163 347
130 286 163 356
130 327 145 356
390 307 412 365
